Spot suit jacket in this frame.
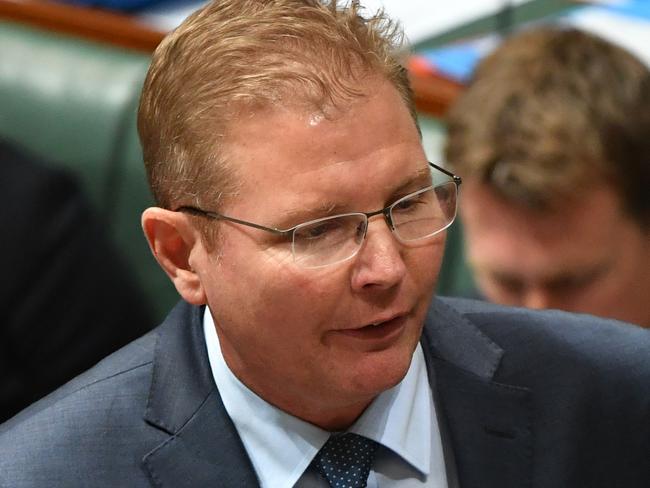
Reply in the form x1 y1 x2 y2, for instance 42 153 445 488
0 297 648 487
0 140 155 421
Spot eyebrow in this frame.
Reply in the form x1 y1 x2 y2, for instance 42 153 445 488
479 260 613 289
278 201 347 228
391 166 434 195
542 262 613 288
276 164 434 228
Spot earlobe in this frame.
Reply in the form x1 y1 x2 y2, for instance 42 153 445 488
141 207 207 305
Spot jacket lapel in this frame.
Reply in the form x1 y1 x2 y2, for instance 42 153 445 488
422 298 533 488
140 302 260 487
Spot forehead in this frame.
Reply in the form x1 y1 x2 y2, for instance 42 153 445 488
462 182 631 275
219 79 425 210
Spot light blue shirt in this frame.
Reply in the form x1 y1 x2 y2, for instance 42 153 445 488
204 308 448 488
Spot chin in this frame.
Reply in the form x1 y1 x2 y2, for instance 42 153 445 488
347 345 416 397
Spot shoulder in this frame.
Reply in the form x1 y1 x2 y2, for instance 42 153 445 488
430 299 650 485
437 296 650 387
0 329 161 480
438 296 649 352
0 303 201 485
1 329 157 431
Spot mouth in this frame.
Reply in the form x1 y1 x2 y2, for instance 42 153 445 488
336 313 408 342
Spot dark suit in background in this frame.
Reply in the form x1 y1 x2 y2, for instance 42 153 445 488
0 298 648 487
0 140 155 421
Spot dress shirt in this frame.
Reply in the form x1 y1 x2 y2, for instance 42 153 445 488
204 308 448 488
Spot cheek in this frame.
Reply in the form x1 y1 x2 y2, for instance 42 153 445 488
268 268 352 320
230 255 349 330
408 236 446 289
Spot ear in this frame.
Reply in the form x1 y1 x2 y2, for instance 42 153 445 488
141 207 207 305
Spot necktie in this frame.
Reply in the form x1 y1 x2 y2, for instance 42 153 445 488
312 432 379 488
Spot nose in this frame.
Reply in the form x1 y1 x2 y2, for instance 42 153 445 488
350 216 407 291
521 288 556 310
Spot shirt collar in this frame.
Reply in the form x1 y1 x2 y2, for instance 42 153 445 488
203 307 431 488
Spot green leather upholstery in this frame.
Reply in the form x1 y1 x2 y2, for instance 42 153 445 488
0 21 177 320
437 219 476 297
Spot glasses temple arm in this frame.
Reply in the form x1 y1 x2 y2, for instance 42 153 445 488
429 162 462 186
175 206 291 236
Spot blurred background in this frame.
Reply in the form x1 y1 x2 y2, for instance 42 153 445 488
1 0 648 321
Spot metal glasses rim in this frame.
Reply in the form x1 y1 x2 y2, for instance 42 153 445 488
294 214 457 269
174 175 460 236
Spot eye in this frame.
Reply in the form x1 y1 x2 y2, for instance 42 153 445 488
434 184 452 201
392 189 434 214
393 197 418 211
495 277 524 295
546 272 600 293
295 219 345 241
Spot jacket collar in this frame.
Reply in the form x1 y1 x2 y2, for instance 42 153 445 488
423 298 504 379
141 301 260 486
422 298 534 488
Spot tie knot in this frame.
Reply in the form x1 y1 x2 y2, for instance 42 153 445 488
312 433 378 488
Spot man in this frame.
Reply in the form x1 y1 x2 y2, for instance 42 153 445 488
445 27 650 326
0 139 154 422
0 2 648 487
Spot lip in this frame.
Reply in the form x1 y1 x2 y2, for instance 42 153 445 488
335 312 409 342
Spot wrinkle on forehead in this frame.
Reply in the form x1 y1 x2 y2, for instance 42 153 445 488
290 154 428 186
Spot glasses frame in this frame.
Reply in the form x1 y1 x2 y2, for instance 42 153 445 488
175 162 462 266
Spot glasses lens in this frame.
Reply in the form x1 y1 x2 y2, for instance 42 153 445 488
390 182 458 241
292 214 367 268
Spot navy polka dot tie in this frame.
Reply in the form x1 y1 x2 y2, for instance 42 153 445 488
312 433 378 488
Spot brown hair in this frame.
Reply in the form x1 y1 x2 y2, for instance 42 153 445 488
445 26 650 227
138 0 413 216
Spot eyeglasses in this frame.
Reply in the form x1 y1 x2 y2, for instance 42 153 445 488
176 162 461 268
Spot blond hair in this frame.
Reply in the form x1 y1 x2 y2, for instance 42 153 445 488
445 27 650 227
138 0 413 215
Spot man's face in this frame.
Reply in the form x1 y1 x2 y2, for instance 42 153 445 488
192 80 444 429
462 181 650 327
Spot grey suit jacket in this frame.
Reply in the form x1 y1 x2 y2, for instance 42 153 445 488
1 297 648 487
